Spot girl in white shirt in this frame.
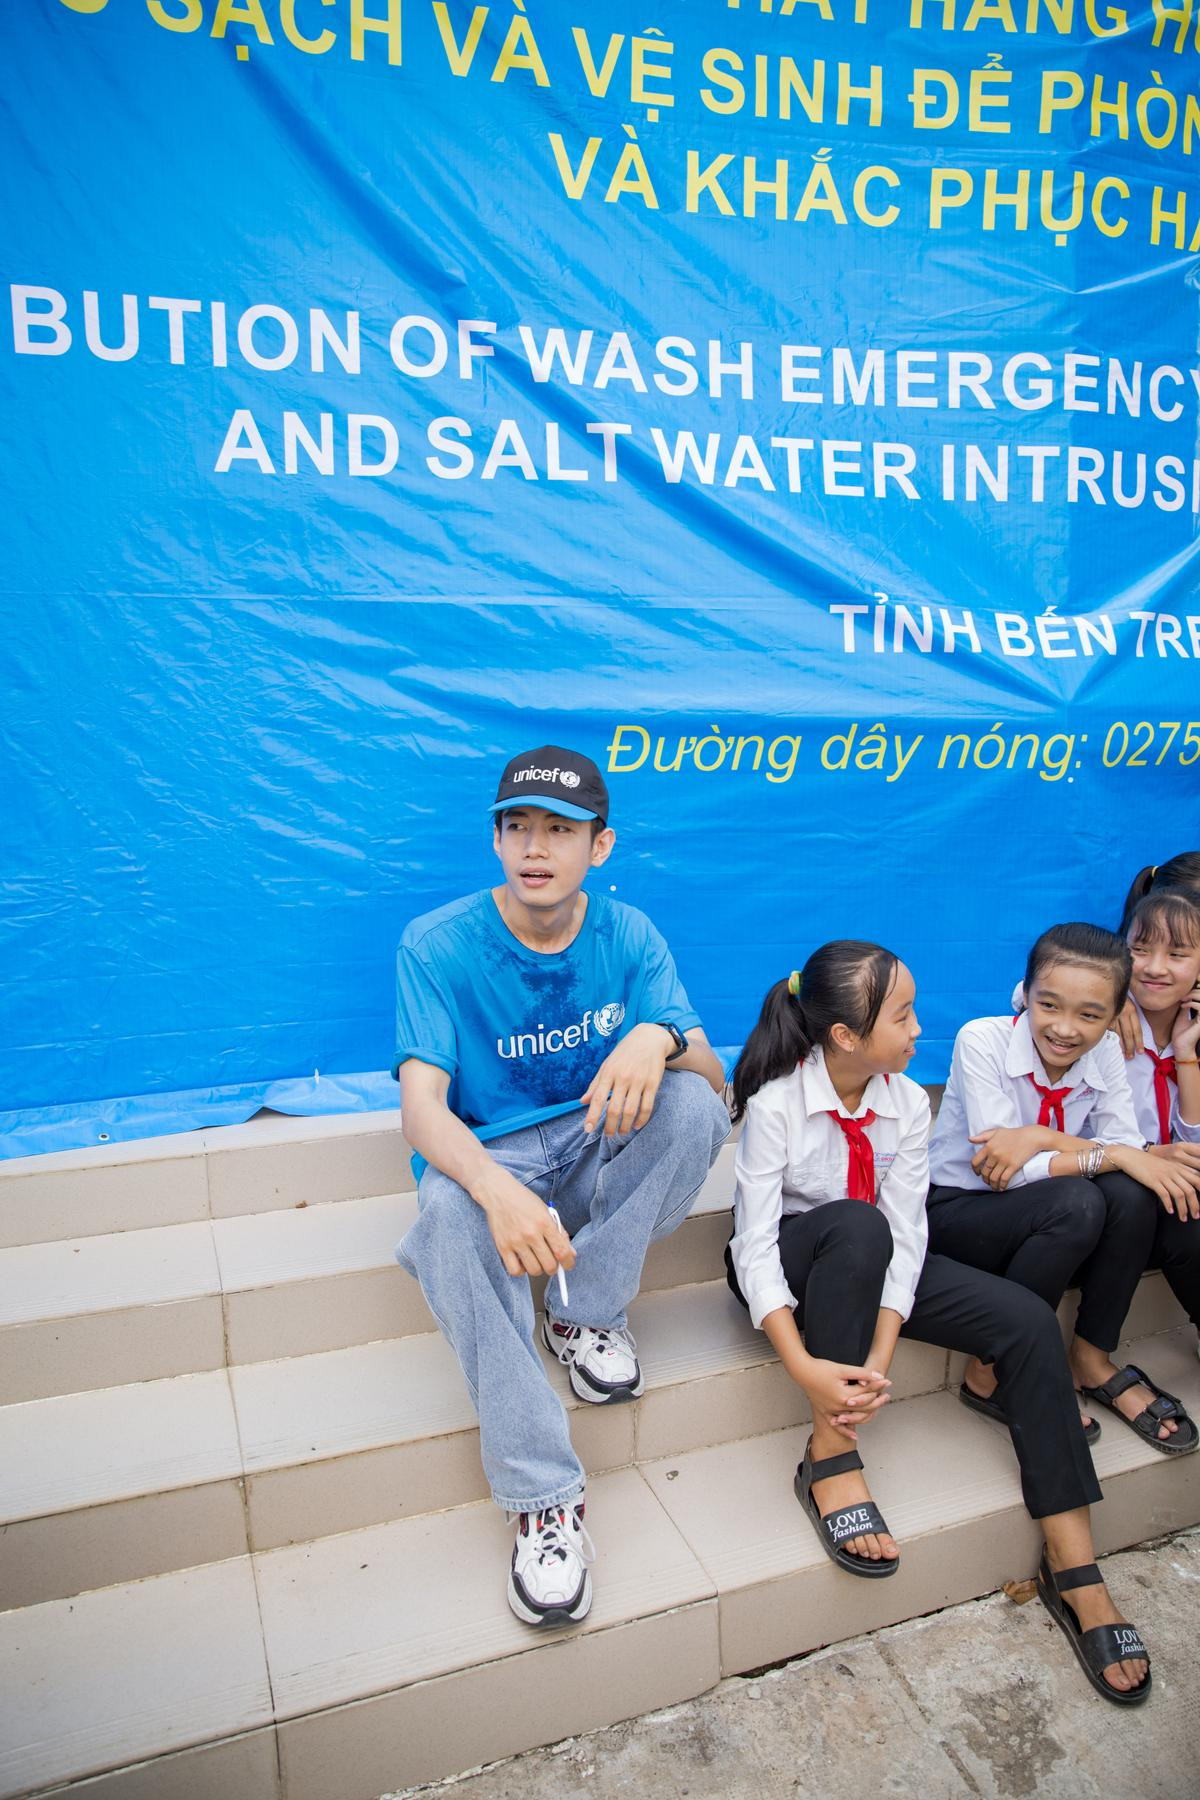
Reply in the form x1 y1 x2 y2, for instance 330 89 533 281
1120 893 1200 1345
729 942 1151 1703
928 922 1199 1459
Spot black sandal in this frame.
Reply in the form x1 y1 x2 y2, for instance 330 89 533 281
958 1381 1101 1446
1080 1362 1198 1455
793 1439 899 1580
1036 1553 1151 1706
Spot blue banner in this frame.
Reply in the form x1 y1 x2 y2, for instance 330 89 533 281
3 1 1198 1155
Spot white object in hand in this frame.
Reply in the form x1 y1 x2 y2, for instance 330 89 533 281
546 1204 570 1307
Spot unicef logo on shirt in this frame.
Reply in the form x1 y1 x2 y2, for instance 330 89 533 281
593 1001 626 1037
560 770 581 789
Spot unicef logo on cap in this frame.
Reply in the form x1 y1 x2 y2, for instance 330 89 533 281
560 770 580 788
593 1002 625 1037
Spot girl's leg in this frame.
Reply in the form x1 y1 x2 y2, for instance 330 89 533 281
726 1200 895 1561
902 1255 1147 1695
927 1178 1105 1409
783 1202 897 1563
1151 1207 1200 1331
1067 1173 1174 1440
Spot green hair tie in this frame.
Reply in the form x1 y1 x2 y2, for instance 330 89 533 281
787 970 801 997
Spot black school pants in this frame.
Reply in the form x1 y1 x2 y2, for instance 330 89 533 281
724 1200 1100 1520
926 1172 1157 1353
1151 1208 1200 1330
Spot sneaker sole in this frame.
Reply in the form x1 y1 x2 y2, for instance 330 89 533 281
507 1567 592 1628
569 1362 644 1403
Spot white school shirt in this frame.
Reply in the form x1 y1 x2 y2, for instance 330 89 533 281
928 1012 1142 1191
730 1047 931 1329
1124 1000 1200 1146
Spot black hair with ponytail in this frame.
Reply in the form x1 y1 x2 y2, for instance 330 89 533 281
1118 852 1200 935
1126 890 1200 950
1023 921 1131 1014
730 940 898 1122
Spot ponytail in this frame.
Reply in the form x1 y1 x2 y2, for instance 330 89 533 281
731 940 899 1121
1118 851 1200 934
1117 865 1159 936
730 980 814 1121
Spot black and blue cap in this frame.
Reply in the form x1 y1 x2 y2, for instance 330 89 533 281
488 745 609 824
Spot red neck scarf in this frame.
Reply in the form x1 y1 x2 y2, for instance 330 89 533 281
828 1109 877 1203
1026 1075 1073 1132
1143 1044 1176 1145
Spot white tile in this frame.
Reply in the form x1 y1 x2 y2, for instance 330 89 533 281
0 1559 272 1799
0 1370 241 1522
255 1466 713 1719
230 1334 475 1472
0 1223 219 1327
212 1192 416 1292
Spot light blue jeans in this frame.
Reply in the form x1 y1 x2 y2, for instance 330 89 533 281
396 1072 731 1514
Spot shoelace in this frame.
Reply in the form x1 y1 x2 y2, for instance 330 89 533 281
509 1506 596 1568
588 1326 637 1361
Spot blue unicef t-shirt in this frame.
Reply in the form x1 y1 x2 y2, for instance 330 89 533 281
393 889 701 1129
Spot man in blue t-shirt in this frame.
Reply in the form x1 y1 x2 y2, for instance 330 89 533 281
394 745 730 1629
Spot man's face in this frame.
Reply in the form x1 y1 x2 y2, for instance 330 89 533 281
493 808 613 909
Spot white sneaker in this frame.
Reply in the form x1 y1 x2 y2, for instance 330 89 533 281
507 1499 594 1627
542 1318 645 1403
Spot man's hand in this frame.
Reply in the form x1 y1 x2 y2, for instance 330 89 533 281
971 1125 1045 1190
474 1165 576 1278
582 1022 673 1136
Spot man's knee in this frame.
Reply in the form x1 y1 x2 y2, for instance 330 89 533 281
650 1070 731 1157
399 1172 492 1272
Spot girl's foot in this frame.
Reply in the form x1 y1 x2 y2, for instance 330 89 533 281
809 1467 900 1563
1043 1549 1149 1695
965 1355 1096 1433
1070 1347 1178 1441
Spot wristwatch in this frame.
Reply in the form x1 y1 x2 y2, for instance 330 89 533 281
656 1022 689 1062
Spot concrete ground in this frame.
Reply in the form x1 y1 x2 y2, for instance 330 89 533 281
394 1529 1200 1800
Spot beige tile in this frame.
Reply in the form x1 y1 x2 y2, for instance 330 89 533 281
636 1360 808 1463
0 1558 272 1799
255 1466 713 1717
0 1480 249 1610
0 1222 219 1327
207 1134 412 1220
246 1435 491 1551
276 1599 719 1800
199 1108 408 1152
223 1266 430 1364
212 1192 415 1291
640 1207 729 1292
0 1157 209 1251
34 1727 280 1800
0 1371 241 1523
1119 1270 1187 1342
0 1296 227 1404
230 1334 475 1473
643 1391 1048 1676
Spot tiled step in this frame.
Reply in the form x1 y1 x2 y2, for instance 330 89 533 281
0 1144 741 1402
3 1332 1196 1800
0 1108 742 1249
0 1466 717 1800
0 1277 949 1607
0 1110 414 1251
